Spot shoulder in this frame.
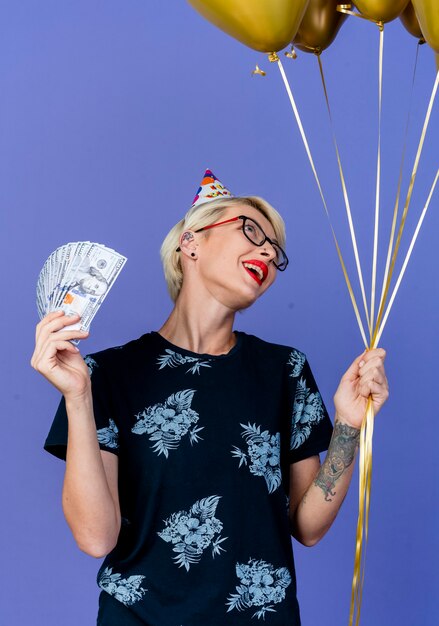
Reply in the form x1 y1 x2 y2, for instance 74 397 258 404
237 331 307 374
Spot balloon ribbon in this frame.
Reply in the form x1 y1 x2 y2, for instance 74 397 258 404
270 38 439 626
274 54 368 348
378 42 421 319
370 25 384 335
317 54 370 334
373 68 439 346
350 163 439 625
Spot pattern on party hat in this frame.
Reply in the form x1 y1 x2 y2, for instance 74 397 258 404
191 169 233 208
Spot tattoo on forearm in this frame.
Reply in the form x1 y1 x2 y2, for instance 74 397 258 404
314 422 360 502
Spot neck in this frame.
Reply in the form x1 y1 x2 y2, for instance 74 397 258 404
158 287 237 356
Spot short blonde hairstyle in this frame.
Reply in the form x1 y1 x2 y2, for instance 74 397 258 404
160 196 286 302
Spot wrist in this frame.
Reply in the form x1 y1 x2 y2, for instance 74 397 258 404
334 412 362 431
64 384 92 409
334 415 361 437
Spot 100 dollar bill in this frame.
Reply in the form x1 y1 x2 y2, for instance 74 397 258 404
58 243 127 334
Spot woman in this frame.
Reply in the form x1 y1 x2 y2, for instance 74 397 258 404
32 170 388 625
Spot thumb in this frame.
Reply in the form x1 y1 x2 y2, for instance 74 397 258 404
341 350 368 382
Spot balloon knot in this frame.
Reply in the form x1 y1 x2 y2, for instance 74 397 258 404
268 52 280 63
284 46 297 60
251 64 266 77
337 4 352 14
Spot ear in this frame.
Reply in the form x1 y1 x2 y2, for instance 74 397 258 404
179 230 198 259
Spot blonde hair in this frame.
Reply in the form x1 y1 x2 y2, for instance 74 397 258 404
160 196 286 302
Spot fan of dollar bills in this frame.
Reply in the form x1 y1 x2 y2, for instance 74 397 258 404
36 241 127 335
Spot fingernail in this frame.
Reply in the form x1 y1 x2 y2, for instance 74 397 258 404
359 360 365 368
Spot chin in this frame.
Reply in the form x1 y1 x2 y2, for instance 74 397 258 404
206 274 272 311
226 285 267 311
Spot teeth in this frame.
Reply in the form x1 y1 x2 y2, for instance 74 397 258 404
243 262 264 281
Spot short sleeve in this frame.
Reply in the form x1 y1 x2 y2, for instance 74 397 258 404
287 350 333 464
44 354 119 460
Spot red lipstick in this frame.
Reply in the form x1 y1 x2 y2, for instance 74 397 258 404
242 259 269 286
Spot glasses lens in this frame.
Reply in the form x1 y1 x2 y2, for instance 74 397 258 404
272 244 288 271
242 217 288 271
242 218 265 245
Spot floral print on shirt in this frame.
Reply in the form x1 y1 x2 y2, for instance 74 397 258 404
231 423 281 494
287 349 306 377
158 495 227 571
84 355 98 376
131 389 203 458
97 418 119 450
157 349 212 374
98 567 147 606
226 558 292 620
291 377 325 449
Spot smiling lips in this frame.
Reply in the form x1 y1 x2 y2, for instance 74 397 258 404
242 260 269 286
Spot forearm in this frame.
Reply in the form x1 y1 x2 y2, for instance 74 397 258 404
63 392 120 557
291 419 360 546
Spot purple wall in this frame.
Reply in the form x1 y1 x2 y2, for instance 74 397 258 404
1 2 438 625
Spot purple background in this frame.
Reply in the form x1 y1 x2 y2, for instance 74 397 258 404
1 2 438 624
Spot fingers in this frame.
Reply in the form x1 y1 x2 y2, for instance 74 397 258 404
359 380 390 404
32 311 89 371
358 349 389 401
358 348 386 369
342 348 386 380
32 329 88 363
35 310 63 341
358 350 386 381
341 348 388 397
31 330 89 373
358 374 388 398
50 339 81 356
35 311 81 342
341 350 368 381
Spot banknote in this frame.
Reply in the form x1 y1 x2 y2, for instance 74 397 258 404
36 241 127 337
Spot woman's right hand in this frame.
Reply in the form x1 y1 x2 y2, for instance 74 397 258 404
31 311 91 400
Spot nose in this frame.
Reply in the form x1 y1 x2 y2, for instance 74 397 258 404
260 243 277 263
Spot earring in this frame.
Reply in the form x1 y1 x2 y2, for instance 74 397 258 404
191 252 196 258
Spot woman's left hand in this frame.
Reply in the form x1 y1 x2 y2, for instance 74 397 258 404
334 348 389 429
